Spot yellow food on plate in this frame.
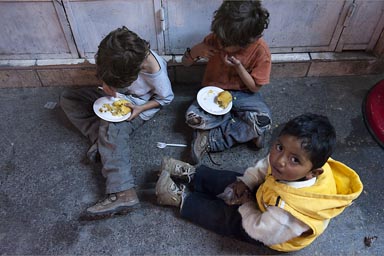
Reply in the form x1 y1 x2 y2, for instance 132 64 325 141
216 91 232 109
99 99 131 116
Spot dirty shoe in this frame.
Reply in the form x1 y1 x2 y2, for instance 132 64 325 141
156 170 185 207
161 157 195 183
191 130 210 164
81 188 140 220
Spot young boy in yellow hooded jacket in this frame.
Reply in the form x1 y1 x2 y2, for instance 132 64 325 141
155 113 363 252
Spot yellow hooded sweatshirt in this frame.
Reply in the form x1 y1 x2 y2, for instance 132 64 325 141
256 158 363 252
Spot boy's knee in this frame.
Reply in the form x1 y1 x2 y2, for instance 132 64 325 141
59 88 78 105
246 112 271 128
186 112 203 126
60 89 69 101
257 115 271 127
59 90 72 109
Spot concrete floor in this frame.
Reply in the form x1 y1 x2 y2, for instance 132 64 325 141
1 74 383 255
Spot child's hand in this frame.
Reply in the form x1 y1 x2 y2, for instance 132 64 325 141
219 180 252 205
237 189 254 205
229 180 254 205
229 180 249 198
223 55 241 67
125 102 143 121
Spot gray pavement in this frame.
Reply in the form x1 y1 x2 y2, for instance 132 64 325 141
1 74 384 255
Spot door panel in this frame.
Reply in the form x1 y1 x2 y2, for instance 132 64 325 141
163 0 222 54
0 0 78 60
262 0 349 53
63 0 163 58
336 0 384 51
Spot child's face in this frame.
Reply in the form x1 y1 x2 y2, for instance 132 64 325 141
269 134 315 181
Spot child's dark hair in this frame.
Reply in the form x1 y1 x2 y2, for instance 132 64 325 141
211 0 269 47
95 26 150 88
279 113 336 170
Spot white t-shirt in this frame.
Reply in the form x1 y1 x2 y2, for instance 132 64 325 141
123 50 174 120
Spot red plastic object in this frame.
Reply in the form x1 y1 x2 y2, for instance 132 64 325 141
363 79 384 148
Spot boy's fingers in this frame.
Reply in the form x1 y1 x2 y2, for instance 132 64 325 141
124 102 134 108
235 189 246 198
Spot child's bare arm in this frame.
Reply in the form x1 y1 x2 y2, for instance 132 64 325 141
224 55 261 92
182 42 218 66
126 100 160 121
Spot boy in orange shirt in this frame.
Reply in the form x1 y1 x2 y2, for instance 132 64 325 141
182 0 272 164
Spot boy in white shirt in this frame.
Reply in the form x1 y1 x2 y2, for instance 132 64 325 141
61 26 174 220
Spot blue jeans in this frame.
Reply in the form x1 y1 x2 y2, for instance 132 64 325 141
186 90 271 151
180 165 261 244
60 87 145 194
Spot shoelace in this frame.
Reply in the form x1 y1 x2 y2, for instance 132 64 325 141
174 164 196 182
206 149 221 166
170 183 182 195
194 131 221 166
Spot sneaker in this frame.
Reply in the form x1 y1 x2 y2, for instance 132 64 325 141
191 130 210 164
80 188 140 220
155 170 185 207
161 157 195 183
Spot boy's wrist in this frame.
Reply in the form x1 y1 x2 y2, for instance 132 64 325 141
233 62 244 71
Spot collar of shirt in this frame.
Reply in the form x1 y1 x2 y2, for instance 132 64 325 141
280 177 317 188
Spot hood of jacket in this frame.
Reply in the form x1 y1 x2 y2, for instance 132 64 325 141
262 157 363 220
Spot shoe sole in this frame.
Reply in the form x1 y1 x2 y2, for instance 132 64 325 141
79 203 140 221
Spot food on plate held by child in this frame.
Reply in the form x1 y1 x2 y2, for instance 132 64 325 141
216 90 232 109
99 99 131 116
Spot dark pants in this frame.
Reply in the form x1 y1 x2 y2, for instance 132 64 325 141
180 165 260 244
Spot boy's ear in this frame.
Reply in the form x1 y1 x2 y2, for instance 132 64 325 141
306 168 323 180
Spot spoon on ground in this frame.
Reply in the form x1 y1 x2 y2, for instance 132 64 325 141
156 142 187 149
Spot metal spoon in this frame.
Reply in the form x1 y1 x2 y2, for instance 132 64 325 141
156 142 187 149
